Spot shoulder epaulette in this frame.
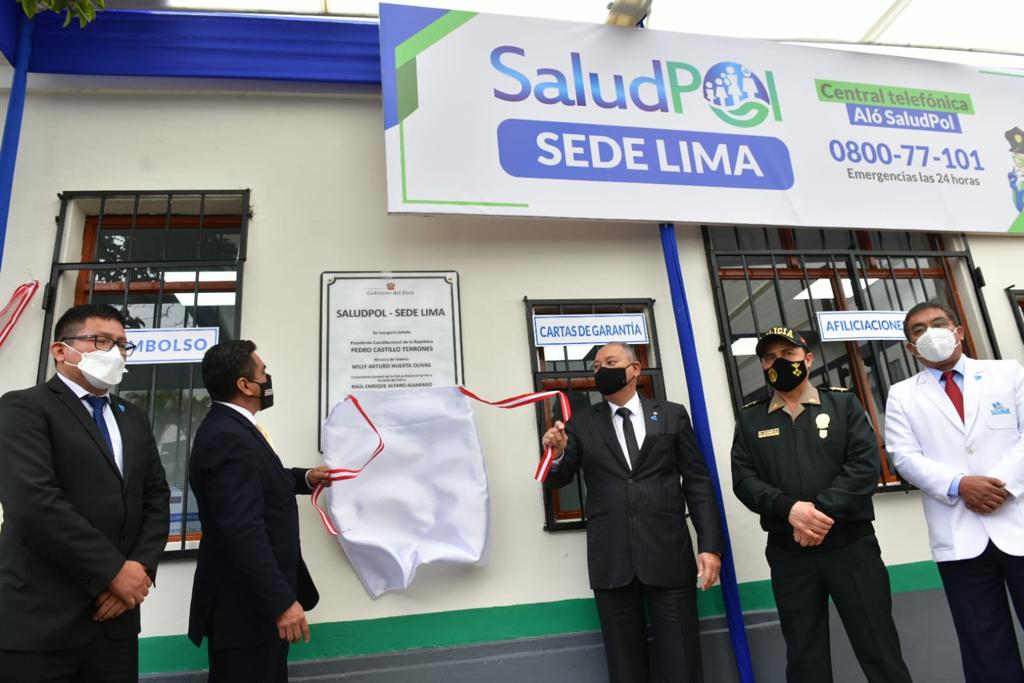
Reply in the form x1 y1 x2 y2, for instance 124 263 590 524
741 399 764 409
819 385 849 392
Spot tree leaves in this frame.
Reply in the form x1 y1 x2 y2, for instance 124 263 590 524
19 1 106 28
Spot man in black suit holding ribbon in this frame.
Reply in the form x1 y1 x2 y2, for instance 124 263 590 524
188 340 333 683
0 303 170 682
542 341 724 683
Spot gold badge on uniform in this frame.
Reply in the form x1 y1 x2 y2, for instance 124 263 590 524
767 368 778 383
758 428 780 439
816 413 830 439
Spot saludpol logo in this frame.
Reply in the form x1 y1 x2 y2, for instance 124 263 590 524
702 61 781 128
490 47 782 129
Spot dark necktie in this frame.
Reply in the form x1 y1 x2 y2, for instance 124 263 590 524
615 407 640 469
83 395 117 466
941 370 964 422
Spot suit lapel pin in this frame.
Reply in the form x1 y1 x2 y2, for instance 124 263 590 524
118 403 126 413
650 411 658 422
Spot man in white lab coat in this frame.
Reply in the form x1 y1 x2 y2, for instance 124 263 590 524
885 300 1024 683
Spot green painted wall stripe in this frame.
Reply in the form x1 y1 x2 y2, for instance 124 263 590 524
395 10 476 67
140 560 945 674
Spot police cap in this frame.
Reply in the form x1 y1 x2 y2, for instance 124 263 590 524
755 325 810 358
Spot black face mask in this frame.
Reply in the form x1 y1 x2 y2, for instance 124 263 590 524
247 373 274 411
594 366 632 396
764 357 806 393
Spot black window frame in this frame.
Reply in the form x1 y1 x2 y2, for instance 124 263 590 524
703 225 1000 491
525 297 665 532
37 189 251 558
1006 287 1024 344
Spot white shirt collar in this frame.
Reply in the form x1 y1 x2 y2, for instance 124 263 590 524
607 391 643 418
57 371 109 400
215 400 257 424
924 354 968 383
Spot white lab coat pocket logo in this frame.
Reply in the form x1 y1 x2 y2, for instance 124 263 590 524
987 396 1017 430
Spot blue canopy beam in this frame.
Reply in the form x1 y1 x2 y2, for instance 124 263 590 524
0 13 33 271
25 10 380 84
659 222 756 683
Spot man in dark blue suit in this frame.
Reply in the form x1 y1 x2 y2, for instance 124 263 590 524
188 340 332 683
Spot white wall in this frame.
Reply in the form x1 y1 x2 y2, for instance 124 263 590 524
2 77 1015 639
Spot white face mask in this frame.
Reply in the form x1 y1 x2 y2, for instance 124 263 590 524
63 343 128 390
913 326 960 364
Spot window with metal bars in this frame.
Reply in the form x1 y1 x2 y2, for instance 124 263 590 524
38 190 250 555
1007 287 1024 344
525 298 665 531
704 225 999 489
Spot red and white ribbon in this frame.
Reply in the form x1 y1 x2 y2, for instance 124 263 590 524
0 280 39 349
455 387 571 483
312 387 571 536
311 394 385 536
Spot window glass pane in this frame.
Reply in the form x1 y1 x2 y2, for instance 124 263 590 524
736 227 768 251
907 232 933 251
706 226 738 250
792 229 825 250
722 280 757 334
96 230 131 263
59 191 247 552
822 229 856 251
201 229 242 260
128 227 168 261
878 230 910 252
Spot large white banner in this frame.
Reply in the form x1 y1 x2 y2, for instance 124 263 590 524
380 4 1024 234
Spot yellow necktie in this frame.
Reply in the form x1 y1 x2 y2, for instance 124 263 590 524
255 423 276 451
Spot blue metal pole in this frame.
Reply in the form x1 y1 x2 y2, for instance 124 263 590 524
0 12 33 271
659 222 756 683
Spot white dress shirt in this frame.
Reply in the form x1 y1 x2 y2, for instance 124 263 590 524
215 400 257 424
607 392 646 470
58 372 124 474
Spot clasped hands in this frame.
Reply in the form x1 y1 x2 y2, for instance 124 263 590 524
959 475 1008 514
93 559 151 622
789 501 834 547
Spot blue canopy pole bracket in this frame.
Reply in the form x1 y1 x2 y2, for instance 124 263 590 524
0 12 34 271
659 222 756 683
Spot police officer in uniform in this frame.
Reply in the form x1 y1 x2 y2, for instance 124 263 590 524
731 326 913 683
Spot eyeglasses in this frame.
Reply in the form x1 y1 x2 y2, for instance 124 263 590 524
908 317 955 340
62 335 138 356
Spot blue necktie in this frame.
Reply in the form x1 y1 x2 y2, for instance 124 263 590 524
83 395 116 466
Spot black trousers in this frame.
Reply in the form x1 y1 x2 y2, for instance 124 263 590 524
0 632 137 683
593 576 703 683
207 637 289 683
936 540 1024 683
766 534 912 683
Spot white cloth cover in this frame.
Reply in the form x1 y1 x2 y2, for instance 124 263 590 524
321 386 490 598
